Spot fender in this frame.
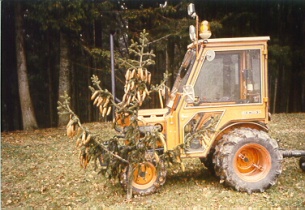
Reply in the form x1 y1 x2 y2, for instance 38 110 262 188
214 121 269 142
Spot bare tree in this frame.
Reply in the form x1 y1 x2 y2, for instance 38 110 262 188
15 2 38 130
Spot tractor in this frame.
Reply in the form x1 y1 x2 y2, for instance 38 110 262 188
114 3 305 195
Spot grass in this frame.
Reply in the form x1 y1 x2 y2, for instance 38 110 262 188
1 114 305 209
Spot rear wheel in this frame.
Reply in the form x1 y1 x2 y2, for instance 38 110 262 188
120 155 167 196
214 128 282 193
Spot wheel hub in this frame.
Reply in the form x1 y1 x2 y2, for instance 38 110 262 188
234 143 271 182
133 162 156 186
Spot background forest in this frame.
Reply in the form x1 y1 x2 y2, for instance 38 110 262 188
2 0 305 131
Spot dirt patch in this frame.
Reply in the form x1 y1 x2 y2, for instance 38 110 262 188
1 114 305 209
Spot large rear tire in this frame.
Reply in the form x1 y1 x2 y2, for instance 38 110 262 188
214 128 282 194
120 154 167 196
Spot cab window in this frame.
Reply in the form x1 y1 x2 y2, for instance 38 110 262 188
194 49 261 104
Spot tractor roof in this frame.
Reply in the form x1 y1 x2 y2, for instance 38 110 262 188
188 36 270 49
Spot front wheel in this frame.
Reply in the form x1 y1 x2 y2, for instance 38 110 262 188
120 157 167 196
214 128 283 194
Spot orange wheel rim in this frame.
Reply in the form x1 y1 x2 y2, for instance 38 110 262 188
234 143 271 182
133 162 157 188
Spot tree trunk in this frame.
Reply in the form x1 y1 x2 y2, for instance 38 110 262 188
15 2 38 130
46 31 55 127
57 32 71 126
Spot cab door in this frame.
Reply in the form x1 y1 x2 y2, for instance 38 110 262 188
179 47 267 157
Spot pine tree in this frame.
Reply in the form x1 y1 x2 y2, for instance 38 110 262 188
58 30 174 199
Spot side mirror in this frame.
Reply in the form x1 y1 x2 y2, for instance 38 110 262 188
189 25 197 42
187 3 196 18
183 85 195 103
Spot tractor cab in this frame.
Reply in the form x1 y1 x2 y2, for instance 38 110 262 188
165 36 270 155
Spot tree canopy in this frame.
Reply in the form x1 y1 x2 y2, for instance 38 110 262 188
2 0 305 131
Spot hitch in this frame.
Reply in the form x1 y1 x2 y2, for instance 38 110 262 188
280 149 305 158
280 149 305 172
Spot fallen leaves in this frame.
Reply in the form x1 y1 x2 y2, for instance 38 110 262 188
1 114 305 208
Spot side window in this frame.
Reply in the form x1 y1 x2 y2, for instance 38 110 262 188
194 49 261 104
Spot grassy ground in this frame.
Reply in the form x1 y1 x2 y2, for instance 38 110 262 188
1 113 305 209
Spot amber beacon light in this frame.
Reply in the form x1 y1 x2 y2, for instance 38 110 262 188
199 20 212 40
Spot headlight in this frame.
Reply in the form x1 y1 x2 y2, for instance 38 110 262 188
187 3 196 18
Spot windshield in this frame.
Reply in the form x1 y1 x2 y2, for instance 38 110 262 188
171 49 196 94
194 49 262 104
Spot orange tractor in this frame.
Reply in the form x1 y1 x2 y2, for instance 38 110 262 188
109 4 305 195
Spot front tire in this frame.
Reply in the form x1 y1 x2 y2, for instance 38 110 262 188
120 155 167 196
214 128 282 193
